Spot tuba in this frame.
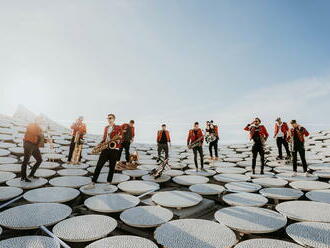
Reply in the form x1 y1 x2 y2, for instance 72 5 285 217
91 134 122 154
205 134 216 143
71 132 83 164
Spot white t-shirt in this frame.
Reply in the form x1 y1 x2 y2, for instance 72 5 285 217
106 125 113 142
277 123 284 138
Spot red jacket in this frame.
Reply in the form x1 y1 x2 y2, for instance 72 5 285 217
121 123 135 141
157 130 171 143
288 126 309 143
244 124 269 140
187 128 204 145
274 122 289 138
24 123 43 145
71 122 87 138
102 125 122 149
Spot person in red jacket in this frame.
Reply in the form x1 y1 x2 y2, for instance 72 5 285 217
68 116 87 163
86 114 122 189
244 118 269 174
21 116 44 182
273 117 290 160
119 120 135 162
157 124 171 161
187 122 205 171
287 120 310 176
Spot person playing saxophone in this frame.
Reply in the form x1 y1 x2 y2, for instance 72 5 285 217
68 116 87 163
85 114 122 190
187 122 205 172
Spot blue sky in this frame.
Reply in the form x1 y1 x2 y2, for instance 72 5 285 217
1 0 330 144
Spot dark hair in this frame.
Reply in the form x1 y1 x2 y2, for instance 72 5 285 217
130 120 135 124
194 122 199 125
210 120 214 123
108 114 116 119
290 120 297 124
255 117 261 123
162 124 166 127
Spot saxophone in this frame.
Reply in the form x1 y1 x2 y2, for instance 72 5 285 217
91 134 122 154
71 132 83 164
188 136 204 149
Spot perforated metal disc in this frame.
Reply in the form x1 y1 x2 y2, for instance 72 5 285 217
80 183 118 195
97 173 130 184
152 190 202 208
0 186 23 201
23 187 80 203
289 181 330 191
0 236 60 248
0 171 16 183
120 206 173 228
6 178 48 189
53 214 117 242
85 235 158 248
154 219 237 248
61 163 89 169
142 174 171 183
234 238 303 248
259 187 303 200
215 206 287 233
286 222 330 248
49 176 91 188
0 163 21 172
39 162 60 169
122 169 148 178
0 203 72 229
57 169 88 176
118 180 159 195
173 175 209 186
184 169 216 177
189 183 225 195
222 192 268 207
163 169 184 177
305 189 330 203
276 200 330 222
214 173 250 183
225 182 262 193
84 193 140 213
252 178 288 187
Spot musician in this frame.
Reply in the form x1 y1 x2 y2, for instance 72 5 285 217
157 124 171 161
206 122 219 160
68 116 87 163
187 122 205 171
273 117 290 160
85 114 122 189
119 120 135 162
244 118 269 174
21 116 44 182
287 120 310 176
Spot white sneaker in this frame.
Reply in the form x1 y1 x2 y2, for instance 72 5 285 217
84 183 95 190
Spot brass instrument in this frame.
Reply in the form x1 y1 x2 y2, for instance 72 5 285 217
188 136 204 149
91 134 122 154
205 133 216 143
71 132 83 164
149 158 170 179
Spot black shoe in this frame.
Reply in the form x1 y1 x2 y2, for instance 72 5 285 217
285 156 291 160
260 170 264 175
21 177 31 182
29 175 38 179
252 170 256 175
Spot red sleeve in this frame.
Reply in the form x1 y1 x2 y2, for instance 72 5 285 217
102 127 107 143
303 127 309 137
284 123 289 132
187 131 191 144
215 126 219 137
71 123 76 130
82 124 87 135
156 131 160 142
244 125 250 131
167 131 171 142
263 126 269 138
274 124 278 136
132 127 135 138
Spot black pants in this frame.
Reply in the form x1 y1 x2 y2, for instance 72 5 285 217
92 148 120 183
209 138 218 157
276 137 290 158
68 137 82 162
293 145 308 172
252 144 265 172
193 146 204 169
21 141 43 179
119 141 131 162
158 143 169 160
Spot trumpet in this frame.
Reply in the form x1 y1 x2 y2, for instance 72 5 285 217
91 134 122 154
